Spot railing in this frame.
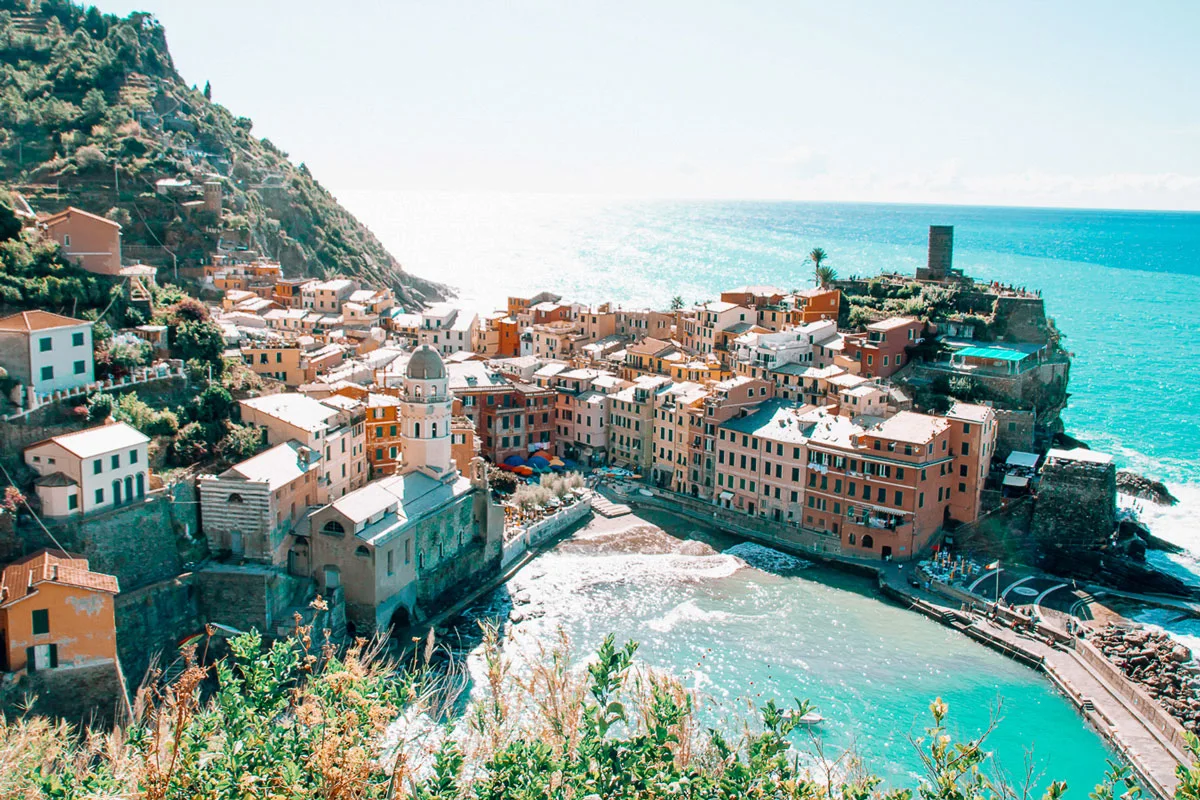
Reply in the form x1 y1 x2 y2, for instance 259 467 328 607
4 364 186 422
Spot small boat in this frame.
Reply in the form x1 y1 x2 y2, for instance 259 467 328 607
784 709 824 726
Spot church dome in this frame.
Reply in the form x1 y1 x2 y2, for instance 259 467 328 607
406 344 446 380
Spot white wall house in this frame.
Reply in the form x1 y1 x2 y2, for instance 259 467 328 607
24 421 151 517
0 311 94 397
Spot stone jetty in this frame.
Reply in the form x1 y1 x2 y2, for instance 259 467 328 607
1093 624 1200 730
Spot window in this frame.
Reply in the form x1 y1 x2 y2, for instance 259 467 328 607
960 464 968 477
62 234 71 247
32 609 50 635
387 550 394 575
95 488 104 504
111 454 120 470
68 494 78 511
73 360 86 375
355 545 370 557
322 520 346 535
961 442 970 456
93 459 103 475
40 365 54 381
959 482 967 493
228 492 244 504
39 337 52 352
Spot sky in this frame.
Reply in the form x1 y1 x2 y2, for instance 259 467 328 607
102 0 1200 210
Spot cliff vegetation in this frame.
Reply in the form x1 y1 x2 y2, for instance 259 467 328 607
0 0 444 307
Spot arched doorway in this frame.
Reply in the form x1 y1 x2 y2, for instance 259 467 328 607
111 479 121 506
389 605 411 637
136 472 145 498
861 534 874 550
124 475 133 503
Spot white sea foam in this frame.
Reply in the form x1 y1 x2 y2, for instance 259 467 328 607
725 542 812 573
645 599 733 632
1120 483 1200 587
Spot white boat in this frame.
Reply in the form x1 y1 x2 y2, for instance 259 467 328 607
784 709 824 726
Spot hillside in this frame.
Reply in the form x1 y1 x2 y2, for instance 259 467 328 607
0 0 445 307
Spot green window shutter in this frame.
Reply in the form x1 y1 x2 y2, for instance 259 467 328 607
49 644 58 668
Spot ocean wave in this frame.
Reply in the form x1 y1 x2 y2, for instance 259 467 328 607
725 542 812 573
1120 482 1200 585
645 599 734 633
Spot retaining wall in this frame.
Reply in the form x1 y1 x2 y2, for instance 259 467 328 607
502 499 592 569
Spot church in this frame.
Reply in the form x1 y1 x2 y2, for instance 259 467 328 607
301 345 504 636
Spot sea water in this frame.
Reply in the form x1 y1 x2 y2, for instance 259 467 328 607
458 514 1114 791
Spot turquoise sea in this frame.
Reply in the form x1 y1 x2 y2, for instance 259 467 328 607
343 192 1200 789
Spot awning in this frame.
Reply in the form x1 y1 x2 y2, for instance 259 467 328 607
718 491 734 500
1003 474 1030 488
1006 451 1039 469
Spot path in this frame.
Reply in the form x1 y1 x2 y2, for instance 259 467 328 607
879 565 1185 799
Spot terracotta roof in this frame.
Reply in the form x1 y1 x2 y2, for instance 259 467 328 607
0 549 119 606
41 206 121 230
0 310 91 333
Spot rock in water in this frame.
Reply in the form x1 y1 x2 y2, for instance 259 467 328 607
1118 470 1180 506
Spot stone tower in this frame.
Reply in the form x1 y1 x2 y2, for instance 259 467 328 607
399 344 455 481
917 225 954 281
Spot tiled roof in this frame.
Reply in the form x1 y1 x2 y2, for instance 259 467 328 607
0 310 90 332
29 421 150 459
0 549 119 606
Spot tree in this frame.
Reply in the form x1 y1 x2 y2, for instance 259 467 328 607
670 295 684 311
0 200 20 243
203 80 211 100
172 319 225 367
216 423 263 465
80 87 107 123
816 264 838 288
809 247 827 287
192 384 234 424
86 392 116 423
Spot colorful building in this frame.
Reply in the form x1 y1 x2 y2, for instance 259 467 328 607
0 550 119 673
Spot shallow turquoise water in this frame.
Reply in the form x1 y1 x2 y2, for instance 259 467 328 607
467 515 1115 793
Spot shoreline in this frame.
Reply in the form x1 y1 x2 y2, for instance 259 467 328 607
408 490 1186 798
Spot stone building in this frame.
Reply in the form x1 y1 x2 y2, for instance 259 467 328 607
304 345 504 635
1031 447 1117 551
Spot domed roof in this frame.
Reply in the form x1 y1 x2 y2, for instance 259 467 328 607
406 344 446 380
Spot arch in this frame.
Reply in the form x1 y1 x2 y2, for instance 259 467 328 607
136 472 145 498
322 520 345 535
414 422 422 438
228 492 244 503
111 479 121 505
389 605 411 637
848 532 856 545
861 534 874 549
355 545 371 558
124 475 133 502
432 422 438 438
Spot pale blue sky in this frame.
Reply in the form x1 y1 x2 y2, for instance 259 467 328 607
104 0 1200 209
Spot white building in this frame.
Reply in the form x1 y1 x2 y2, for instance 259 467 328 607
398 345 455 481
239 393 367 501
732 320 838 373
0 311 95 398
416 304 477 357
24 421 150 517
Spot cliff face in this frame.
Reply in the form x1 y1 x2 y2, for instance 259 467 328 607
0 0 446 308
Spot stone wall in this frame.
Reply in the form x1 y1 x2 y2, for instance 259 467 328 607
412 490 503 620
994 409 1036 458
194 563 310 636
1032 455 1117 550
502 499 591 569
115 573 202 689
18 481 198 591
992 296 1051 344
0 660 129 726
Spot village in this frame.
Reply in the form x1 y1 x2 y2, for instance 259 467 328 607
0 205 1151 736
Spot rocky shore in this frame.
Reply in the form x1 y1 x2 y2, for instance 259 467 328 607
1093 624 1200 731
1118 471 1180 506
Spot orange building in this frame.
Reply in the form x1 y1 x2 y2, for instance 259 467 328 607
946 403 998 524
334 385 405 476
791 288 841 323
41 207 122 276
0 550 119 673
273 278 319 309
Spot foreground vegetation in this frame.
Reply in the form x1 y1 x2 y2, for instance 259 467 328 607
2 618 1193 800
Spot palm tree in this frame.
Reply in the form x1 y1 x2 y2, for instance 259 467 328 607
815 265 838 289
809 247 827 287
670 295 684 311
